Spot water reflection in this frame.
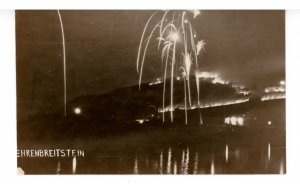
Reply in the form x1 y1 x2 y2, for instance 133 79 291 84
18 141 285 174
193 152 198 174
279 157 284 174
72 156 76 174
167 147 172 174
268 142 271 161
133 156 138 174
181 147 190 174
173 161 177 174
210 156 215 174
225 144 229 163
159 150 163 174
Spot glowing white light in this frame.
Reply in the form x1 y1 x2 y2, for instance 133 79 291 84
264 86 285 93
261 93 285 101
268 121 272 125
170 32 179 42
195 71 227 84
149 78 163 86
230 117 237 126
237 117 244 126
225 117 230 124
280 80 285 86
74 107 81 115
136 119 144 124
176 76 181 80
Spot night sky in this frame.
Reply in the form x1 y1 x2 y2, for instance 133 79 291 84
16 10 285 117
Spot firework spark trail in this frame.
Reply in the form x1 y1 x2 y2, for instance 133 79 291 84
57 10 67 117
195 71 203 125
136 12 157 73
182 71 188 125
137 10 205 124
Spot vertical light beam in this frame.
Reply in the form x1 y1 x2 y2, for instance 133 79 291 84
57 10 67 117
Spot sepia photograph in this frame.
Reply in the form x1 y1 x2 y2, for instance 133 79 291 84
16 10 285 174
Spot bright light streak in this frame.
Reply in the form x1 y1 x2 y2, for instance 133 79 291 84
57 10 67 117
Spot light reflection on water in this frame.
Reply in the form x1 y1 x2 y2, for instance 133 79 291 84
225 144 229 163
18 141 285 174
123 142 284 174
268 142 271 161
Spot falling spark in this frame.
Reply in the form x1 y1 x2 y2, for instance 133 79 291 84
72 156 77 174
57 10 67 117
195 71 203 125
136 10 205 124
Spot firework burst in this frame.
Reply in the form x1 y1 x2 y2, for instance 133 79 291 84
136 10 206 124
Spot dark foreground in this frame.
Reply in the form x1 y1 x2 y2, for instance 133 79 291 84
17 99 285 174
